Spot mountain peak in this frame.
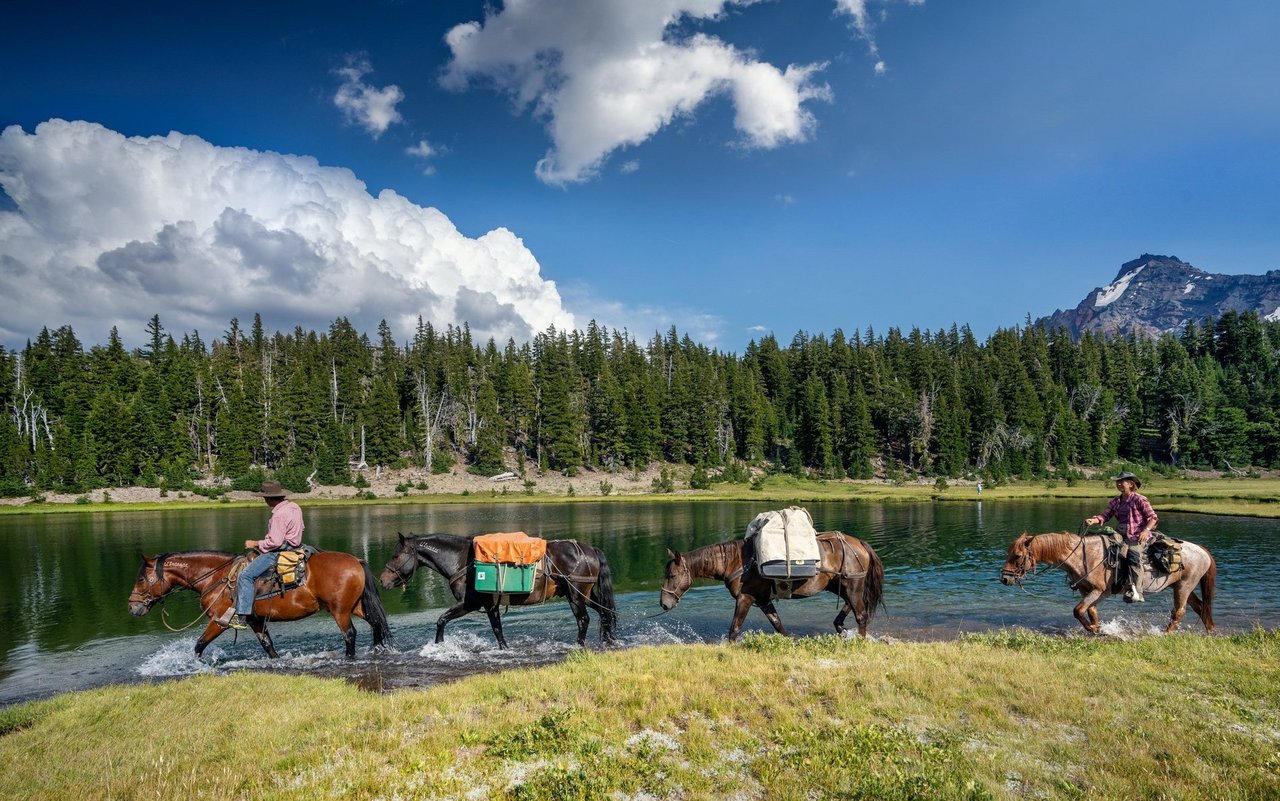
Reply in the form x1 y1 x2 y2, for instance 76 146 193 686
1038 254 1280 338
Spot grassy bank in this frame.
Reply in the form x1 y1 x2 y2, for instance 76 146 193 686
2 631 1277 800
4 474 1280 518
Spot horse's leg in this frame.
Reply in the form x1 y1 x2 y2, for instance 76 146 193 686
246 617 278 658
1166 579 1194 633
569 589 591 646
727 594 755 642
332 608 357 658
1074 589 1105 634
759 600 788 636
483 604 508 649
836 578 868 636
193 620 227 658
435 601 472 644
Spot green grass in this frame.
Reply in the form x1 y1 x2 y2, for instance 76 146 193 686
2 631 1277 799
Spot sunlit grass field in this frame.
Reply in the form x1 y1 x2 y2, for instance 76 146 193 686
2 630 1277 800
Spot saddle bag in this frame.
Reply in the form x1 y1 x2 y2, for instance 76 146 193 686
472 532 546 593
746 507 820 579
1148 536 1183 575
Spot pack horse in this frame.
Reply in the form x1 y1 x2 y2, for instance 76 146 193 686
380 532 618 648
661 508 884 641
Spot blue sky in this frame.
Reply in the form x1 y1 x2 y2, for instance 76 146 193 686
2 0 1279 351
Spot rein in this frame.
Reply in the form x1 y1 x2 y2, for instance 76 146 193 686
132 554 241 628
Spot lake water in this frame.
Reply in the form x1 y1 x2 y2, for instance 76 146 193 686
1 499 1275 707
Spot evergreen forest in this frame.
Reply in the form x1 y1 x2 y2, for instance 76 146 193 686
2 310 1278 497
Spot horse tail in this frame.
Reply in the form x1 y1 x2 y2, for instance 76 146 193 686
358 560 393 648
590 547 618 643
1198 552 1216 631
862 539 885 617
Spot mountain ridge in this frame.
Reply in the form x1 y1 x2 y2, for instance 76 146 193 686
1037 254 1280 338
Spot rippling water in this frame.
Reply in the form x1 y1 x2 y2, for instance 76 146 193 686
1 499 1275 706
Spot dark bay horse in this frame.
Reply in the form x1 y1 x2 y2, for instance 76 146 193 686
379 533 617 648
660 532 885 641
1000 532 1216 634
128 550 392 658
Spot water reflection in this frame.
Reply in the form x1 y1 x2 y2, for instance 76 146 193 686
0 500 1275 706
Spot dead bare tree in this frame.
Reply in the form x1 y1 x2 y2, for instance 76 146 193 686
414 370 451 473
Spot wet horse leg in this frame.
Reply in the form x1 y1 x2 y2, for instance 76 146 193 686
759 600 787 636
193 619 227 658
246 617 279 658
569 588 591 646
833 578 868 636
332 608 358 658
1074 588 1105 634
727 594 756 642
1166 578 1194 633
435 601 473 645
483 604 508 649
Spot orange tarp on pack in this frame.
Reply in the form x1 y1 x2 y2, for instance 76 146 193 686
472 532 547 565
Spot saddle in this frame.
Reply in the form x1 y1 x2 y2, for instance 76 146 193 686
231 546 318 601
1090 530 1181 593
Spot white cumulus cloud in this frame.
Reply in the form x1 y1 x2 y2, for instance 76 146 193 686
0 119 574 346
441 0 833 185
333 57 405 138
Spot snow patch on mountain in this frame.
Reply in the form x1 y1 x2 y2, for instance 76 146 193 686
1094 266 1144 308
1183 283 1195 294
1266 306 1280 323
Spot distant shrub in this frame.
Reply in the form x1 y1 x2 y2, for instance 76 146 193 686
712 462 752 484
230 469 268 492
688 464 711 490
395 483 411 494
934 476 949 492
599 480 613 497
651 467 675 494
354 472 370 489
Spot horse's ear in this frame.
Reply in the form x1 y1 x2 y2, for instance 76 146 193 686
665 548 675 560
398 532 405 544
138 550 150 562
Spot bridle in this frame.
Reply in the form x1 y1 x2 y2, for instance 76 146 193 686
1000 541 1037 586
128 559 176 609
660 559 691 605
383 548 418 589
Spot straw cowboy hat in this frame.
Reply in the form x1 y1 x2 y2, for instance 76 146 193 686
254 480 290 498
1109 471 1142 489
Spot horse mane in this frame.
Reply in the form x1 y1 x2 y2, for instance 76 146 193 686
683 539 742 578
1030 532 1079 560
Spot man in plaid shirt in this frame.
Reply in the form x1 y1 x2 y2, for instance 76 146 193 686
1085 471 1158 602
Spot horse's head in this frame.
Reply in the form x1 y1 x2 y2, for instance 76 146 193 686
127 553 175 615
380 533 420 589
659 548 692 611
1000 533 1036 586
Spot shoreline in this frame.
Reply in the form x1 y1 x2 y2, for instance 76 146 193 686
3 467 1279 518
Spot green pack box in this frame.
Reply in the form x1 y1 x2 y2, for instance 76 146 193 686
473 561 537 593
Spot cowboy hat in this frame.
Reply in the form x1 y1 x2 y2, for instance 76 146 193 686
1109 471 1141 489
254 480 290 498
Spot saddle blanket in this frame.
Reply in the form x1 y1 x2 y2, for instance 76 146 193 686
745 507 820 579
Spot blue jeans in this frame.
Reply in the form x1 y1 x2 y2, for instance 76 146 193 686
236 552 279 616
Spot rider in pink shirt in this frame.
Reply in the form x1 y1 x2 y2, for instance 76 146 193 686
1085 471 1157 602
215 480 305 628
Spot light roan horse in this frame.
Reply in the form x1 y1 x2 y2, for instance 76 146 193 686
660 531 885 641
128 550 392 658
999 532 1216 634
379 533 617 648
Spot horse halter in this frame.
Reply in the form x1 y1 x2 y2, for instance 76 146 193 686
661 559 691 605
1001 542 1037 585
383 547 418 589
128 560 175 609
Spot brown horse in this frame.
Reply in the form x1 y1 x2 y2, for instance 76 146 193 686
379 533 617 648
660 532 885 641
999 532 1216 634
128 550 392 658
